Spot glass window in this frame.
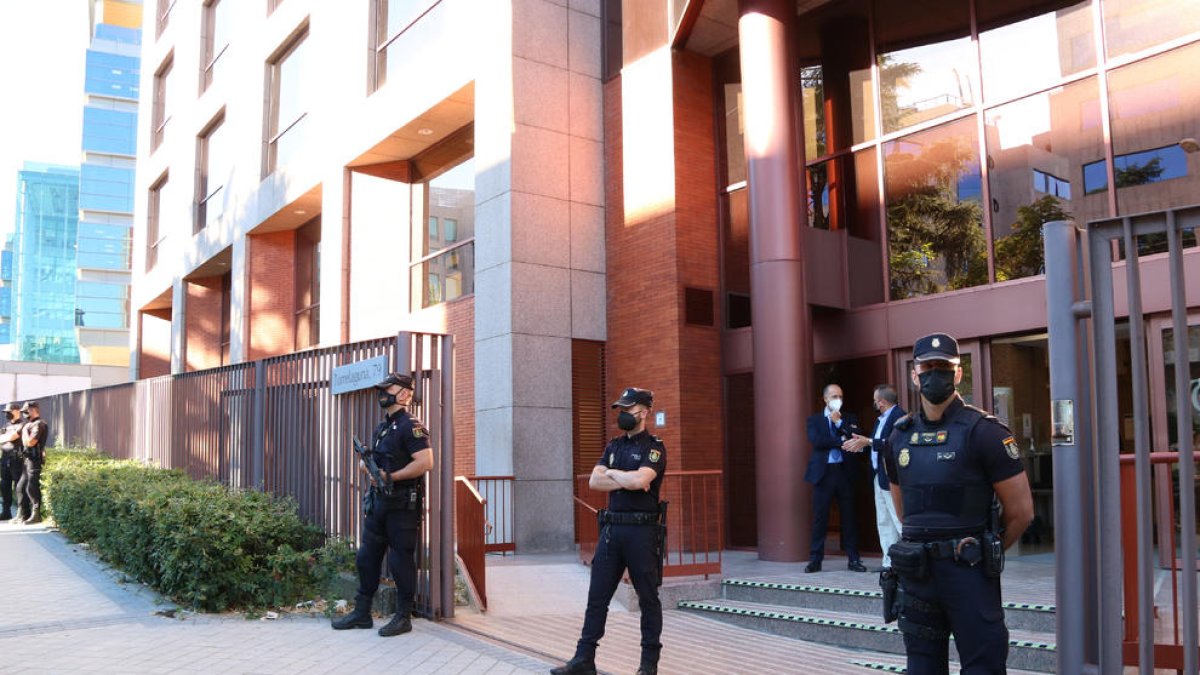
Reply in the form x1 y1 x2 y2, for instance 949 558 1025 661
724 83 746 186
147 174 167 271
884 117 987 299
84 50 140 100
1103 0 1200 59
152 55 173 151
157 0 176 37
266 31 308 175
295 218 320 349
722 188 750 328
978 1 1094 104
411 157 474 310
428 216 438 238
197 116 229 232
203 0 232 92
374 0 436 90
1108 44 1200 217
984 78 1106 281
874 0 975 134
797 1 875 156
80 165 135 214
82 107 137 156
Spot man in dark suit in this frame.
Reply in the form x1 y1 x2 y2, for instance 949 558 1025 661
844 384 905 569
804 384 867 573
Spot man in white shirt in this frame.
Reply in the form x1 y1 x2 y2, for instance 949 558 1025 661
845 384 904 569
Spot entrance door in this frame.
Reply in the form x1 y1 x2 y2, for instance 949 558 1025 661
894 338 985 413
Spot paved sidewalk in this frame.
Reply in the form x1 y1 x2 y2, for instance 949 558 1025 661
0 520 552 674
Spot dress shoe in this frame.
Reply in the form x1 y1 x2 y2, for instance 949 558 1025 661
549 656 597 674
848 560 868 572
804 561 822 573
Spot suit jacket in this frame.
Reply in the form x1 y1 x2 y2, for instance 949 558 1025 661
804 412 860 484
869 405 905 490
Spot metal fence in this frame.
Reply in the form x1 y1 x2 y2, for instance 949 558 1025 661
36 331 457 619
466 475 515 553
1044 207 1199 674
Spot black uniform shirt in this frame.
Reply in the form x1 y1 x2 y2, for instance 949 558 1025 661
21 419 48 460
596 430 667 512
372 409 431 482
882 397 1025 488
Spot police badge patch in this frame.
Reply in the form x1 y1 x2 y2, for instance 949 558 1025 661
1003 436 1020 460
649 449 661 463
898 448 910 468
412 426 426 438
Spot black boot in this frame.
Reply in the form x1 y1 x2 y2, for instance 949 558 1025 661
549 655 596 674
331 595 373 630
23 509 41 525
377 611 412 637
636 666 658 675
0 510 11 521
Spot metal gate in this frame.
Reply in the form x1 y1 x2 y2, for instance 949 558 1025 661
1044 206 1199 674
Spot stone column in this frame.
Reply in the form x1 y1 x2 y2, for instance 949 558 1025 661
738 0 812 561
170 277 187 374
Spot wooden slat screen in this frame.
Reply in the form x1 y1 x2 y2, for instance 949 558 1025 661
571 339 606 542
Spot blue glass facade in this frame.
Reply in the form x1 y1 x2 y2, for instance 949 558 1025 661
82 108 138 155
11 165 81 363
84 51 140 100
79 164 135 213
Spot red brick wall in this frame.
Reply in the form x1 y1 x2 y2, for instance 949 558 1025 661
672 51 724 471
445 296 475 478
246 230 297 361
138 308 171 378
184 277 223 371
604 54 725 472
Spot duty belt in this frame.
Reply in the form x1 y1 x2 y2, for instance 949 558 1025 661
598 509 659 525
909 535 983 559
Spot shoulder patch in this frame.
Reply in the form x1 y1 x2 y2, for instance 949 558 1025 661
412 426 426 439
648 448 661 463
1003 436 1020 460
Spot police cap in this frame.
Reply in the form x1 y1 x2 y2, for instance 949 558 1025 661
611 387 653 409
913 333 960 364
2 403 17 414
373 373 414 391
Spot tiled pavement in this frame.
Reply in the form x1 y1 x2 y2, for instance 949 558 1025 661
0 520 552 674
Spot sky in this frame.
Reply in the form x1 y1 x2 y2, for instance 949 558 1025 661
0 0 91 239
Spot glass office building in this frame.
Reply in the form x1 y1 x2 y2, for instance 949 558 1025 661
76 4 141 366
11 164 81 363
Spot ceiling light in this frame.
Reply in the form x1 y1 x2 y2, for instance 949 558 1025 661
417 128 434 136
1180 138 1200 154
294 209 307 215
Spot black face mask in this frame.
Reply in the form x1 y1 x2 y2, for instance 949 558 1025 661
918 369 957 405
617 411 639 431
378 392 398 409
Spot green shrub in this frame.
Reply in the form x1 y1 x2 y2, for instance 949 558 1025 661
44 449 347 611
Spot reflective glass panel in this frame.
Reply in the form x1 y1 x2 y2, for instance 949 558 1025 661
425 159 474 257
1103 0 1200 59
985 78 1106 281
875 0 974 134
722 188 750 328
1108 43 1200 217
978 1 1094 104
884 117 986 299
724 83 745 185
411 243 474 309
277 38 307 134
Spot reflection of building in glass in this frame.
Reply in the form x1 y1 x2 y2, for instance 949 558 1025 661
76 0 141 367
11 164 81 363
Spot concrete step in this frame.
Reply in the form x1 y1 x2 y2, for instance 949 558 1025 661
678 598 1057 673
722 578 1057 633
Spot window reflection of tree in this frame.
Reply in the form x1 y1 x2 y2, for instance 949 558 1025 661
886 136 986 299
994 195 1069 281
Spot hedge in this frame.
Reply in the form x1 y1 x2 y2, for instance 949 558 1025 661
45 449 353 612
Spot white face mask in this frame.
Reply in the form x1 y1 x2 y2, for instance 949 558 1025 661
828 397 843 412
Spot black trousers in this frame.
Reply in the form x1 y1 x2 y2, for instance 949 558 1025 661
0 454 19 515
898 556 1009 674
809 462 860 562
15 457 40 519
575 523 662 666
355 505 420 613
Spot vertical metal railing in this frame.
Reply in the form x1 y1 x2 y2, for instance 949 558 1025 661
1046 205 1200 673
466 475 515 553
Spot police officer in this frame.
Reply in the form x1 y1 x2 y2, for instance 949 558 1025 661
850 333 1033 674
0 403 24 521
332 373 433 637
552 387 667 675
16 401 48 525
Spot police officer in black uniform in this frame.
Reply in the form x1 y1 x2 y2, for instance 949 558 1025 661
16 401 48 525
848 333 1033 674
332 373 433 637
0 402 24 521
552 387 667 675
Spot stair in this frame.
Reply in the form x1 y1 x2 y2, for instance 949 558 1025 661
678 578 1058 673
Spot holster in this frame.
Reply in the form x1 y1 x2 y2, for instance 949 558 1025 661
879 568 899 623
982 530 1004 578
888 541 930 581
363 487 378 516
655 501 669 587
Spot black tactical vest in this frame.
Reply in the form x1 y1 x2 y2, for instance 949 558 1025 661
894 403 994 540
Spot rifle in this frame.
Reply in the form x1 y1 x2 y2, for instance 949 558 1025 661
353 435 392 515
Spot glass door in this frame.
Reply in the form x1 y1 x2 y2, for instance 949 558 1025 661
895 338 985 414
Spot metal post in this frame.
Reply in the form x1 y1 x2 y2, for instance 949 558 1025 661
1074 229 1100 669
1166 210 1198 675
1121 219 1155 674
1087 225 1124 673
439 335 455 619
251 359 266 490
1043 220 1085 673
